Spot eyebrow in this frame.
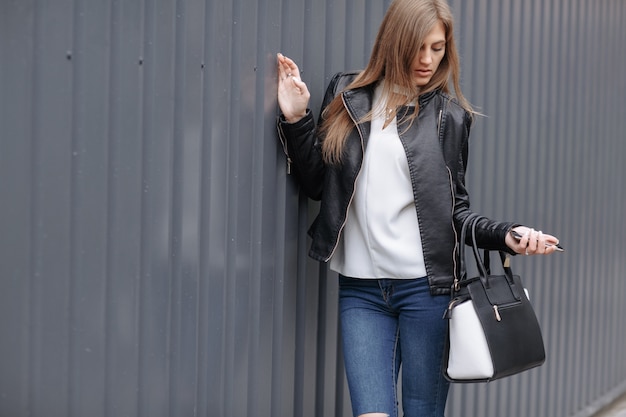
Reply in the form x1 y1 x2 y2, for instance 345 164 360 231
422 40 446 49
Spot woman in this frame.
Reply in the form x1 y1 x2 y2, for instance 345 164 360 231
276 0 560 416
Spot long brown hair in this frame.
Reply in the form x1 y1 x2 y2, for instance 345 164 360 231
319 0 472 164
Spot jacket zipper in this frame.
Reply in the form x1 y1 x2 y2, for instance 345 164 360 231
447 166 459 290
276 121 293 174
437 109 443 134
324 94 365 262
439 105 461 292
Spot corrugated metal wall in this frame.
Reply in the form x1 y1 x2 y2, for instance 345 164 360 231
0 0 625 416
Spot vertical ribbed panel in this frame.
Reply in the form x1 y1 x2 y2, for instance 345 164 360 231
0 1 625 417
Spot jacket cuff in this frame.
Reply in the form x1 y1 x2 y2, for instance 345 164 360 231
278 109 314 133
500 223 520 255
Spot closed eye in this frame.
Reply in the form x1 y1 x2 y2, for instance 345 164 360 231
432 42 446 52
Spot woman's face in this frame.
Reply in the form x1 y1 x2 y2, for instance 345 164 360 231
411 21 446 87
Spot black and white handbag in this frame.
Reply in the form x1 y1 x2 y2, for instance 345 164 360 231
443 214 546 382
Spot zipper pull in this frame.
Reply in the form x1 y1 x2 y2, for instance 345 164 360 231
287 157 292 175
437 109 443 135
493 305 502 322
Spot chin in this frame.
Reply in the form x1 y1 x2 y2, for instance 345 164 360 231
413 78 431 87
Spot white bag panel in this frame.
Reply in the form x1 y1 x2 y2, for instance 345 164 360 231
447 300 495 379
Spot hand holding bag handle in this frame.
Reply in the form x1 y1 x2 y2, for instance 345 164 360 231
468 219 523 301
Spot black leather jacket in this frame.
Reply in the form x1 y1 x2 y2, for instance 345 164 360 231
277 72 515 295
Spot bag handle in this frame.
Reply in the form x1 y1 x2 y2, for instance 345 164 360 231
469 219 516 289
458 213 481 284
458 214 516 289
484 250 513 278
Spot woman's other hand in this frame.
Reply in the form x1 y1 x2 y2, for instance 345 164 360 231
277 53 310 123
505 227 561 256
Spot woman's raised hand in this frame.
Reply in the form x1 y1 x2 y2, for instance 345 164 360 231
277 53 310 123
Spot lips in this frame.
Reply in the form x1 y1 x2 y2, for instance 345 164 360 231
415 69 432 76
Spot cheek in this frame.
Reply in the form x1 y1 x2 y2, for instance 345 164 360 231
411 54 421 68
433 55 445 71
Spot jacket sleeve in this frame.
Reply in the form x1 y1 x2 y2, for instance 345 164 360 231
451 108 518 254
276 72 344 201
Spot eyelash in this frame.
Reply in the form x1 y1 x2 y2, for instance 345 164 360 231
421 45 445 53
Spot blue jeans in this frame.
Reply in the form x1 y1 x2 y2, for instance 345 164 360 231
339 276 450 417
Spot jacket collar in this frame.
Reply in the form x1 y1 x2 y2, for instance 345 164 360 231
340 81 441 148
341 84 375 124
342 82 439 117
418 89 438 106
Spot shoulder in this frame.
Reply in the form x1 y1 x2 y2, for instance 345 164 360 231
435 91 469 117
435 91 472 128
321 71 363 108
327 71 361 95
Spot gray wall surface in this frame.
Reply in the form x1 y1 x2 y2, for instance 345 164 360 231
1 0 625 417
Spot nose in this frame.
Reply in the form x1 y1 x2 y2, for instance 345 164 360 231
420 51 433 64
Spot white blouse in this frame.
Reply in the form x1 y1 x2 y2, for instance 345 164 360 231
330 85 427 279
